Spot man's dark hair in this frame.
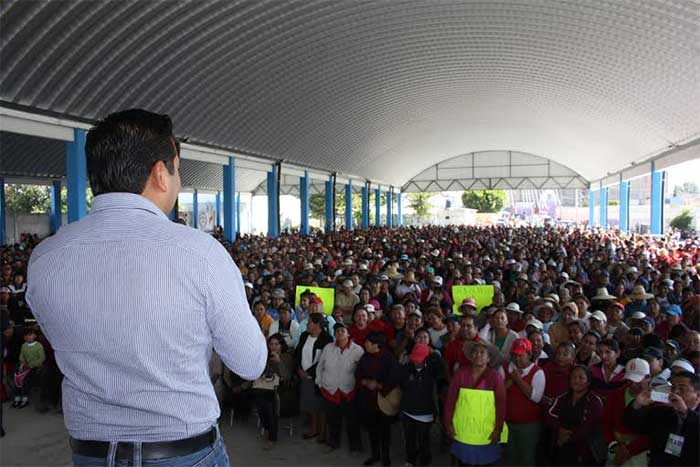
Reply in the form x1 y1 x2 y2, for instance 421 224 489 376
86 109 178 196
599 337 620 353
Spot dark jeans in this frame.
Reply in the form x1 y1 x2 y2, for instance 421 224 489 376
402 414 433 466
72 428 229 467
253 390 278 442
362 411 393 463
324 397 362 450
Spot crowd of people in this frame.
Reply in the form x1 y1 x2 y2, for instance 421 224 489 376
2 224 700 465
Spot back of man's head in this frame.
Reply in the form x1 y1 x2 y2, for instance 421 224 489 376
86 109 176 196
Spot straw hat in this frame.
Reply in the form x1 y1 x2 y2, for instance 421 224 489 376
402 271 418 283
592 288 616 301
386 265 403 280
629 285 653 301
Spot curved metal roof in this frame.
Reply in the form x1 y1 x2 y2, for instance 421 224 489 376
1 0 699 188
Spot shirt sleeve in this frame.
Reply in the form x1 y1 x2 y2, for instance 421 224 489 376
529 368 545 403
204 240 267 381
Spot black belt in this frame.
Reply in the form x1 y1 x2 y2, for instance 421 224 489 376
70 427 218 461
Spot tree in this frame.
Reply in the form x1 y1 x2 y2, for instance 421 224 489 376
310 191 385 226
670 210 694 233
461 190 506 213
4 183 93 214
673 182 699 197
408 193 431 219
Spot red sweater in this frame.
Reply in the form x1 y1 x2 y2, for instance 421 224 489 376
504 363 543 423
543 361 573 402
602 386 651 456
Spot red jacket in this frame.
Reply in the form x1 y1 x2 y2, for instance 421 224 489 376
602 386 651 456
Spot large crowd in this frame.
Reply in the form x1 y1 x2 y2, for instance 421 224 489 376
2 224 700 466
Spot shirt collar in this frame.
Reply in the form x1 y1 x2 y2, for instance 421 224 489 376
91 193 167 219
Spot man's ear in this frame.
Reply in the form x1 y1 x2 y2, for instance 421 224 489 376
150 161 169 192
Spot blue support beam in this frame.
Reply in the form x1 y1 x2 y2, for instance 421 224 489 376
192 190 198 229
345 182 353 230
386 189 392 228
0 177 5 245
599 182 608 228
375 185 381 226
50 180 62 234
223 157 236 242
361 182 369 229
215 191 221 227
619 180 629 233
236 192 241 234
300 171 310 236
324 179 333 232
66 128 87 223
650 161 664 235
397 191 402 226
168 207 176 221
267 165 279 238
589 189 596 230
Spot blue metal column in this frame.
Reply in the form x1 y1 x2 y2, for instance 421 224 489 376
236 192 241 234
192 190 198 229
66 128 88 223
589 189 595 229
324 178 333 232
397 191 402 226
168 208 176 221
0 177 5 245
599 182 608 228
375 185 381 226
361 182 369 229
345 182 353 230
267 165 279 237
386 188 392 228
619 179 629 233
300 171 310 236
223 157 236 242
215 191 221 227
50 180 62 234
650 160 663 235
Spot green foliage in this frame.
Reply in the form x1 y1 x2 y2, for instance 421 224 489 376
670 210 694 232
4 183 93 214
309 191 378 226
461 190 506 213
408 193 431 219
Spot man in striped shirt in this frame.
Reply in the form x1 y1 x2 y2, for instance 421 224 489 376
27 109 267 467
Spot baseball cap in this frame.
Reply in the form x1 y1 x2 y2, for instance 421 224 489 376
271 288 285 299
433 276 444 287
511 338 532 355
342 279 354 288
590 310 608 323
643 347 664 360
364 304 376 313
408 343 431 364
244 282 254 289
525 318 544 330
628 311 646 320
625 358 650 382
671 359 695 373
461 298 477 309
665 304 683 316
408 309 423 318
368 299 382 311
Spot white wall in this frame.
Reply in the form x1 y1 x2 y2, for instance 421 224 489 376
4 212 67 244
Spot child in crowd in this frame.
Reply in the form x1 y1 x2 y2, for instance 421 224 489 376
12 327 45 408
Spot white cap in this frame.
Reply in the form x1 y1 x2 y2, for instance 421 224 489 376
525 318 544 330
590 310 608 323
625 358 650 382
358 263 369 271
433 276 444 287
671 359 695 373
342 279 354 288
244 282 254 289
364 304 376 313
431 249 440 257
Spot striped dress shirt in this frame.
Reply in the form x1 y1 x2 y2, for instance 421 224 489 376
26 193 267 442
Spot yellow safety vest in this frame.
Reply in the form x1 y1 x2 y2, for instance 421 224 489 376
452 388 508 445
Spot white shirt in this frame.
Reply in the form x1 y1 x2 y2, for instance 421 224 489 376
301 335 318 371
315 341 364 394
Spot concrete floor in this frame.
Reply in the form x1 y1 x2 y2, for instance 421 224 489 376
1 402 455 466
